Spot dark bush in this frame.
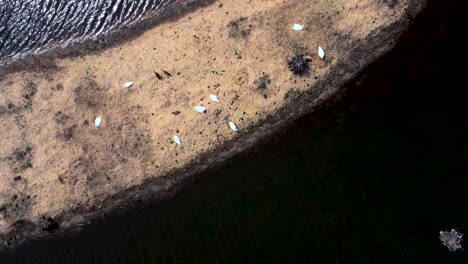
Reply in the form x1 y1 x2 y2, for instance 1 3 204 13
286 54 311 74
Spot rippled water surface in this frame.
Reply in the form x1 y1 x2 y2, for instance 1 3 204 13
0 0 171 61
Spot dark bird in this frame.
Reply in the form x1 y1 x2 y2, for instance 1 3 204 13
162 69 172 77
154 71 163 80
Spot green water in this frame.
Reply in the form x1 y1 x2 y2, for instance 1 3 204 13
1 0 466 263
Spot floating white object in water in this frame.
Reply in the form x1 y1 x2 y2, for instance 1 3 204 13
210 94 220 103
194 106 207 113
318 46 325 60
228 121 238 132
94 116 102 128
173 135 182 145
292 24 304 31
123 82 134 88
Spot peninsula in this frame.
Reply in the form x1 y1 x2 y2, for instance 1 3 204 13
0 0 425 247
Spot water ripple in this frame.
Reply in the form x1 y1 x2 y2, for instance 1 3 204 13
0 0 169 62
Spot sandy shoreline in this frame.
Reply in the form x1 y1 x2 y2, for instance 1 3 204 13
0 0 425 249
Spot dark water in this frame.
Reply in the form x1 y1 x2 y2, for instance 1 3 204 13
0 0 170 61
1 0 467 263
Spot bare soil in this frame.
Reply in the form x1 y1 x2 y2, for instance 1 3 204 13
0 0 425 248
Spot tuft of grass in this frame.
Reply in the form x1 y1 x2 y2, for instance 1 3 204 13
12 145 34 171
85 65 96 80
22 81 37 111
25 145 32 153
228 17 252 38
0 102 16 115
255 74 271 91
284 88 299 100
14 114 26 129
0 203 12 216
20 162 33 171
214 109 222 117
15 145 32 161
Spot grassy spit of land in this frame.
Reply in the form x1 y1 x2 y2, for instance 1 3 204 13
0 0 424 248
